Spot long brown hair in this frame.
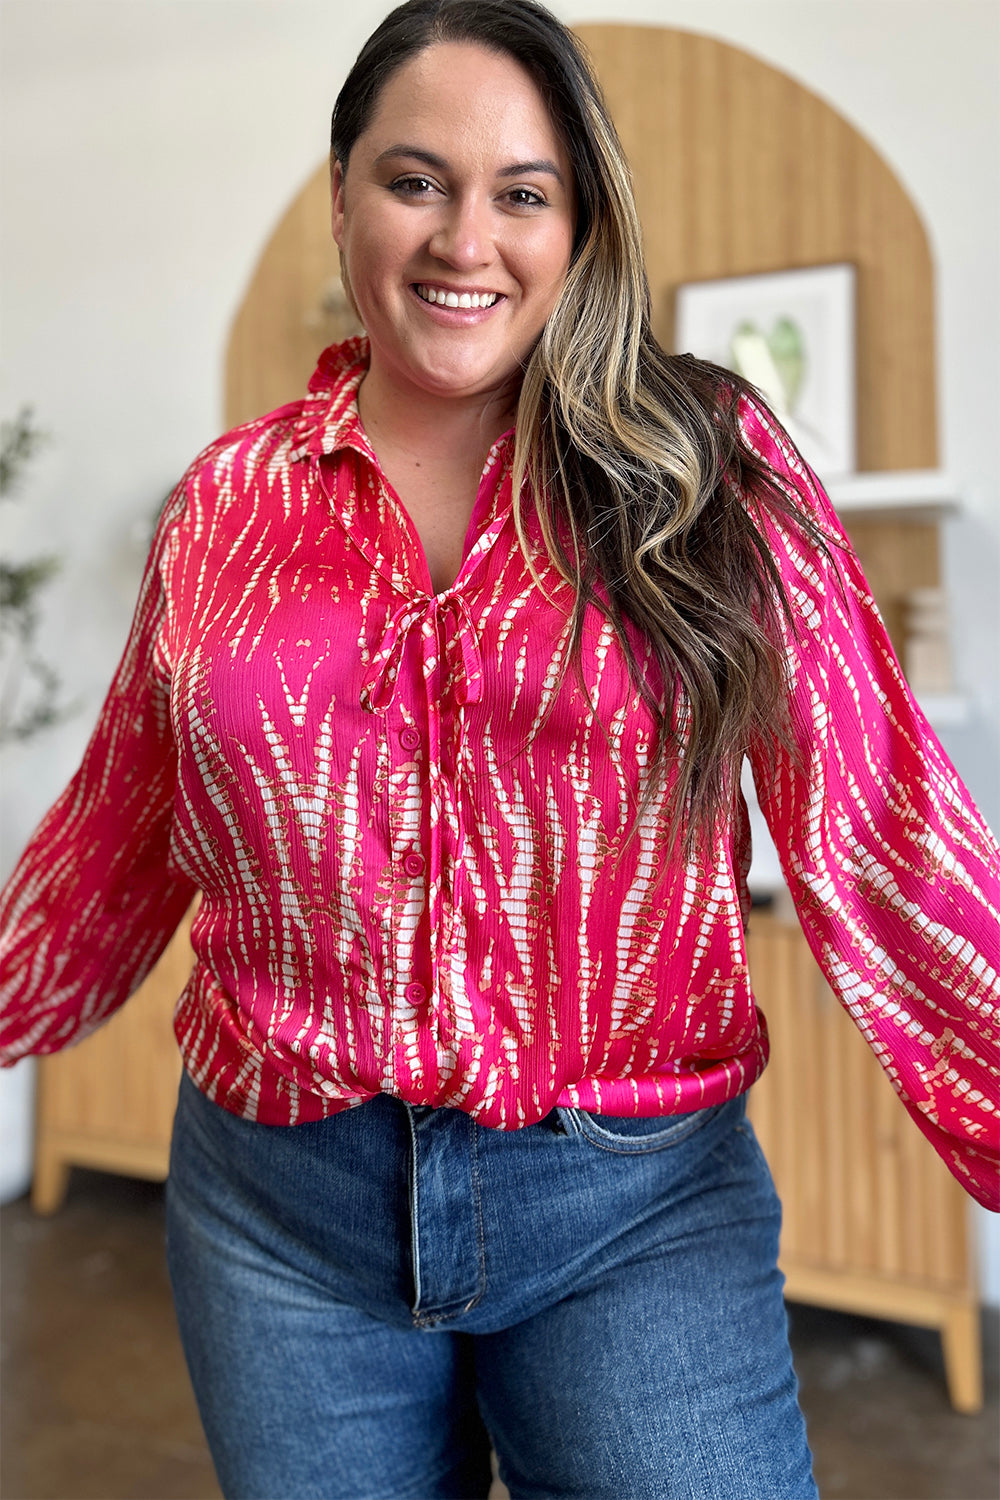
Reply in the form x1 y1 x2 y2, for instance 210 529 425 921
331 0 831 852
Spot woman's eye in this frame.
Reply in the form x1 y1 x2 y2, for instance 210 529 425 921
506 187 545 209
390 175 437 197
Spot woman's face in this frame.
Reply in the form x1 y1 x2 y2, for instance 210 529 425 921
332 41 576 408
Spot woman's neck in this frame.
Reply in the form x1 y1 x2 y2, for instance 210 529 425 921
356 360 518 477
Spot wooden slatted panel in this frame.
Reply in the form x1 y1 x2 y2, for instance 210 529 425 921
225 166 357 431
821 971 850 1270
841 517 940 654
223 27 941 661
34 910 194 1182
226 25 938 474
572 25 938 472
745 912 974 1295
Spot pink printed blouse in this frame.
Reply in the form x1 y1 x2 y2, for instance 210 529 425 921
2 338 998 1209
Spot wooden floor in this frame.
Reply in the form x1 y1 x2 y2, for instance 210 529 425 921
2 1168 997 1500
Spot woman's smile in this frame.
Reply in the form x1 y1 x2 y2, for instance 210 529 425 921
412 284 502 310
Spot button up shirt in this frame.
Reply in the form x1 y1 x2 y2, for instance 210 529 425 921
2 338 998 1209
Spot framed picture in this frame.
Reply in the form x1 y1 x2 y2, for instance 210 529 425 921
674 263 856 478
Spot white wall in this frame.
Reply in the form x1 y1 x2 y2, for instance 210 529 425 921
1 1 997 1281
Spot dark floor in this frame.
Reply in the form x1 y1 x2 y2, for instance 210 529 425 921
1 1169 997 1500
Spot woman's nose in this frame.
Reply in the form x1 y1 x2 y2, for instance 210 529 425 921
428 196 493 269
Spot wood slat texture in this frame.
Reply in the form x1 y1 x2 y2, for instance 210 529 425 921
224 166 357 432
224 25 940 657
227 23 938 476
746 912 980 1410
745 913 976 1293
32 908 195 1214
573 24 938 473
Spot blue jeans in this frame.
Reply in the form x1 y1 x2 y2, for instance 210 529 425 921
165 1072 817 1500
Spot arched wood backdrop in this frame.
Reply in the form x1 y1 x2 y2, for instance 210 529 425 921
226 22 938 471
225 23 942 645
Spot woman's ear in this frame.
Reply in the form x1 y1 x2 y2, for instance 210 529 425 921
331 158 346 248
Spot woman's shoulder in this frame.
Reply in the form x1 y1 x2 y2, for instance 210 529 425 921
175 336 370 513
177 401 312 503
729 387 850 551
660 352 839 537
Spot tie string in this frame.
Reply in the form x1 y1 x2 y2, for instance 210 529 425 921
360 591 483 716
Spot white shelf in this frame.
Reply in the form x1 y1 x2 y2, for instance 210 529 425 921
825 469 962 520
916 691 972 729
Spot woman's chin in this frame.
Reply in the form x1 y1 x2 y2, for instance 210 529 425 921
389 349 521 405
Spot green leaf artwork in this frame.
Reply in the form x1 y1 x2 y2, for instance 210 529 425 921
728 316 807 416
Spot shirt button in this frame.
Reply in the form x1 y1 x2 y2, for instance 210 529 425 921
405 981 427 1005
403 852 425 877
400 726 420 750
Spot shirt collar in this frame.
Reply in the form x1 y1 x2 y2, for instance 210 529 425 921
289 336 375 463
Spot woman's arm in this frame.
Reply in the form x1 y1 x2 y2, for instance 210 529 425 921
0 484 197 1063
740 395 1000 1212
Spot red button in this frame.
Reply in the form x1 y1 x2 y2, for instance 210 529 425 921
400 726 420 750
403 852 425 877
405 982 427 1005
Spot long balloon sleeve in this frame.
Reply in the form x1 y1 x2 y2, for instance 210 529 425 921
0 486 197 1062
741 396 1000 1212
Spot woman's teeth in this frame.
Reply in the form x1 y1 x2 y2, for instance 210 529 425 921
415 285 499 309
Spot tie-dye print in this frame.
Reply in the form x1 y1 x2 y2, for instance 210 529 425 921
1 339 997 1209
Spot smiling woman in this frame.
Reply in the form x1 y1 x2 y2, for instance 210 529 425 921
332 44 575 410
1 1 998 1498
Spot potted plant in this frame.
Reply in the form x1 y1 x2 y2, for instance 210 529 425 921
0 407 74 1202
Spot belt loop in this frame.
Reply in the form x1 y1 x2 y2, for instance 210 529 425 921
552 1106 581 1136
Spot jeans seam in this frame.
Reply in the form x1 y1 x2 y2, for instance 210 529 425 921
405 1105 423 1318
409 1111 486 1328
469 1118 486 1311
570 1097 735 1153
575 1119 706 1153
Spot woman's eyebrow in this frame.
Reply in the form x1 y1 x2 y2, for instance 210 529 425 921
373 144 564 187
498 159 565 187
373 145 448 171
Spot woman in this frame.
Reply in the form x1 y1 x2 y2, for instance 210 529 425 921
1 2 997 1497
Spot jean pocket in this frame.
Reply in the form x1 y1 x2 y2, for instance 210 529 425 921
556 1096 738 1154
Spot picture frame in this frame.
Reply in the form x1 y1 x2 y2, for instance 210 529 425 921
674 263 857 479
